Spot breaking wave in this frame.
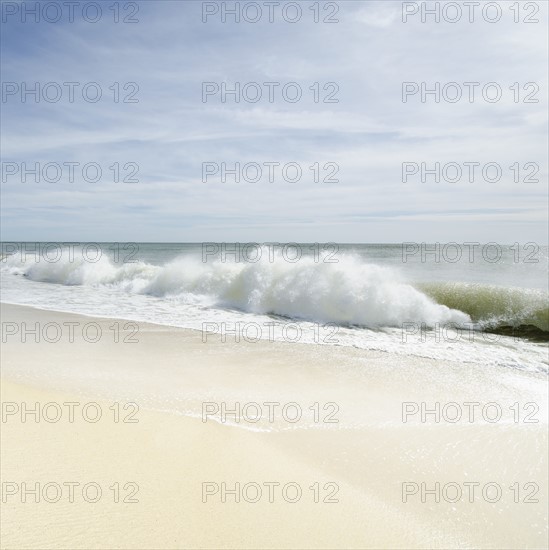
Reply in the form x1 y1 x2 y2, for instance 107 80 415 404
2 249 547 334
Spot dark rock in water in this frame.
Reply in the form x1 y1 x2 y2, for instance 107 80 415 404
486 325 549 343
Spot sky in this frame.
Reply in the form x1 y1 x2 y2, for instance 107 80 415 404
1 0 548 243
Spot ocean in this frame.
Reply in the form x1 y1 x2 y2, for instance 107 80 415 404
1 242 548 373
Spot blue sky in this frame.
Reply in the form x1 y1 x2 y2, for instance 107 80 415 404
1 0 547 243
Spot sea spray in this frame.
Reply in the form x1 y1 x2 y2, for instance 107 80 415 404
3 249 469 328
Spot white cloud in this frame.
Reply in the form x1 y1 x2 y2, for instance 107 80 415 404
1 1 547 243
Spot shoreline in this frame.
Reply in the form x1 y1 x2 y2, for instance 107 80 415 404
1 303 547 549
2 293 547 345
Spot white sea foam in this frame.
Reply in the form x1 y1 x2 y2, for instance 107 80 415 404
2 249 470 328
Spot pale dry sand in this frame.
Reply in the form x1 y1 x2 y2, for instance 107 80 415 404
1 303 547 549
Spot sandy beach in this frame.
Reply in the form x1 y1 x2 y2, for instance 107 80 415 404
1 303 547 549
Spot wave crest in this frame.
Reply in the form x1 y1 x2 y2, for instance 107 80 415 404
2 250 472 328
